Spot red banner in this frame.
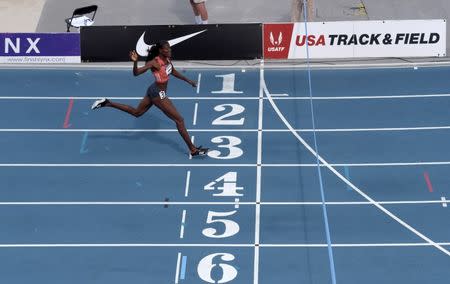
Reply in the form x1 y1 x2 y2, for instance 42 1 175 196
263 23 293 59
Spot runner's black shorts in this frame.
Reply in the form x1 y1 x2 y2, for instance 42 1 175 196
146 83 167 100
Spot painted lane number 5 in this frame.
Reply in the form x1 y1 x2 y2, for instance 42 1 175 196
202 210 239 239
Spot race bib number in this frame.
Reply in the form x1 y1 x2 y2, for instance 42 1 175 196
159 90 167 99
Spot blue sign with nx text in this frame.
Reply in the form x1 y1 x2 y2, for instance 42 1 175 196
0 33 80 56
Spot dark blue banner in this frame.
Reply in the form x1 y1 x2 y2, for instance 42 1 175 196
0 33 80 63
0 33 80 56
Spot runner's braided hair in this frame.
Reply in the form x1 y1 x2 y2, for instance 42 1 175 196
146 40 169 62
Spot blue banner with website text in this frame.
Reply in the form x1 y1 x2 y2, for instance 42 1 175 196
0 33 80 63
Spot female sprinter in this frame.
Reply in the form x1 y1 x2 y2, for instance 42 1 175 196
91 41 208 157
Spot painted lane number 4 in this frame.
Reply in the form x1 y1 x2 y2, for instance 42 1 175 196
204 172 244 197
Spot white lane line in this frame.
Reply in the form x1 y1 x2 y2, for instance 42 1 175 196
4 162 450 167
175 252 182 284
3 125 450 132
197 73 201 94
193 103 199 126
180 210 187 239
253 59 265 284
0 242 449 248
3 93 450 100
0 200 446 206
184 171 191 197
189 136 195 160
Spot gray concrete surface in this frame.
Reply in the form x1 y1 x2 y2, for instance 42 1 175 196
303 0 450 56
311 0 369 21
36 0 293 32
0 0 45 32
333 0 450 55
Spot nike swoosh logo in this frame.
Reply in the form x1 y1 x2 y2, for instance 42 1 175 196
136 30 207 56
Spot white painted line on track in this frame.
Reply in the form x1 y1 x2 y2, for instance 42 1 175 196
0 200 445 206
2 125 450 132
0 242 448 248
184 171 191 197
3 162 450 167
175 252 182 284
180 210 187 239
196 73 201 94
3 93 450 100
193 103 199 126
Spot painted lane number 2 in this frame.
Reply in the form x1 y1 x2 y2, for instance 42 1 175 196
212 104 245 126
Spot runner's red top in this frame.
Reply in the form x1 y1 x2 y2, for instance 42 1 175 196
152 56 173 83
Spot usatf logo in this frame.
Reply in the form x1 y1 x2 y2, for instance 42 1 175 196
263 23 294 59
268 32 284 51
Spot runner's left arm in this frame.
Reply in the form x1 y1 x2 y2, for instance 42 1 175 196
172 67 197 87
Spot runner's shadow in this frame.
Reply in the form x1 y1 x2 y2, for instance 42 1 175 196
89 115 186 155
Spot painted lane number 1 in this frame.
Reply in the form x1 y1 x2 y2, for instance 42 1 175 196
212 73 243 94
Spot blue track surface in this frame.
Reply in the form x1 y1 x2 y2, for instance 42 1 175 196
0 65 449 283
